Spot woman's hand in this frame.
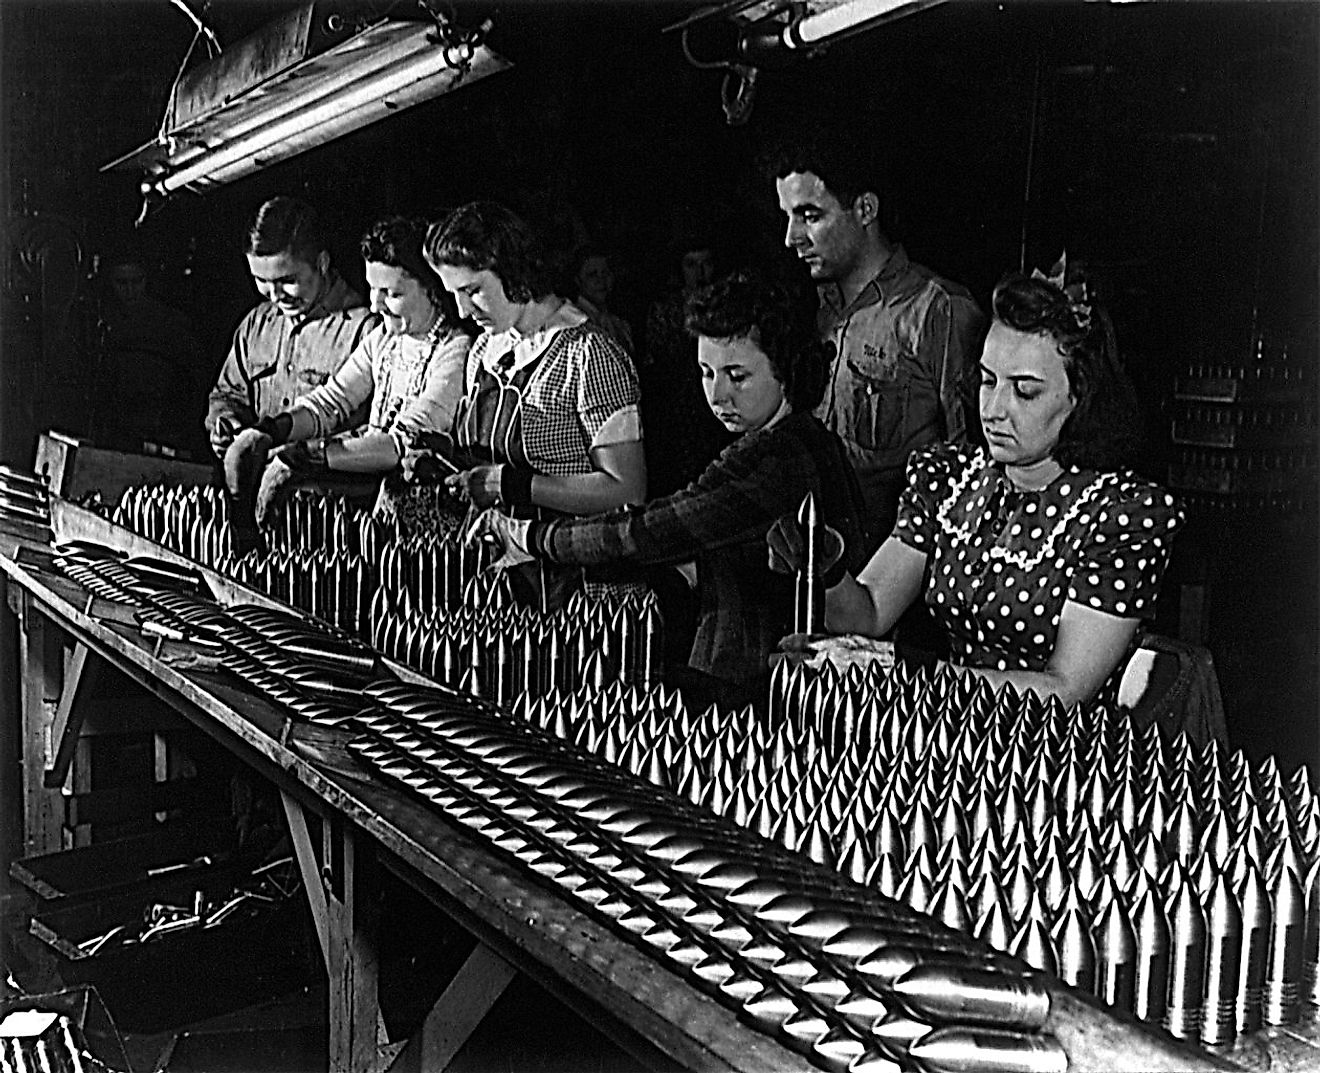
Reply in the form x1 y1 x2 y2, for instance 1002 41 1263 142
770 632 823 671
766 510 847 585
446 464 504 509
402 430 467 484
462 508 534 569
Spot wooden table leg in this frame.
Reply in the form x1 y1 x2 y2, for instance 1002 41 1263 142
14 595 66 855
283 791 385 1073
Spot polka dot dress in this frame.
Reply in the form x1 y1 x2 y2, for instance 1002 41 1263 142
894 443 1185 694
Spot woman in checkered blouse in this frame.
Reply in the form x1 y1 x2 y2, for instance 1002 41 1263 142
421 202 648 610
468 272 867 700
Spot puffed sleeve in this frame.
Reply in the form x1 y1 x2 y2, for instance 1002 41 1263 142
893 442 967 553
1068 481 1185 618
576 328 641 447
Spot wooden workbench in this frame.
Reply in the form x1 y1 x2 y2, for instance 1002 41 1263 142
0 501 1282 1073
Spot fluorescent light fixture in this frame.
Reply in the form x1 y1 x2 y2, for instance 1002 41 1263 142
739 0 946 57
105 10 511 201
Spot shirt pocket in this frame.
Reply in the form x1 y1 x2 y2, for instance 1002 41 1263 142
845 346 911 452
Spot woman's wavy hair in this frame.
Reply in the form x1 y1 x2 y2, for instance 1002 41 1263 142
422 201 555 304
360 216 456 323
684 271 831 412
989 271 1143 471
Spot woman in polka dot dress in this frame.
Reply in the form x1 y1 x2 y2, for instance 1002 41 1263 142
788 270 1184 708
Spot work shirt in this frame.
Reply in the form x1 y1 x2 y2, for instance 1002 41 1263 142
816 245 984 545
205 273 375 449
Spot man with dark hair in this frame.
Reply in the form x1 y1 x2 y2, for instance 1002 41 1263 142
771 132 985 553
205 196 376 457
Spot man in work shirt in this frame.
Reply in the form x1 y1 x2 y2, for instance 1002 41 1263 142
771 133 985 555
206 196 376 457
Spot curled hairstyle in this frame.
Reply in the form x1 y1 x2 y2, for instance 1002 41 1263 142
684 271 831 412
990 271 1142 471
360 216 455 322
423 201 554 304
245 196 328 265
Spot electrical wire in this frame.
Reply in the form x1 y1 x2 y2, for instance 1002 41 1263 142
1017 50 1042 274
156 27 205 140
680 24 760 125
155 0 222 139
166 0 222 55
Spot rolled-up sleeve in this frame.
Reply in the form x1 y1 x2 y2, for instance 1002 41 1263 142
287 339 376 438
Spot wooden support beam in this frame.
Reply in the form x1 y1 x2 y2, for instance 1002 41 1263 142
381 943 515 1073
282 789 330 970
42 641 93 789
324 815 382 1073
17 598 64 854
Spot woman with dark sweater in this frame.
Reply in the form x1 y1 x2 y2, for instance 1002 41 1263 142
469 271 866 701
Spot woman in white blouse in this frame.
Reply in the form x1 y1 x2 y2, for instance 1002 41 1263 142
227 216 471 533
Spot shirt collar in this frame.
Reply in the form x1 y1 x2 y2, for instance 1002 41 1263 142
983 453 1079 497
819 244 910 317
761 397 792 432
290 271 362 330
480 299 585 377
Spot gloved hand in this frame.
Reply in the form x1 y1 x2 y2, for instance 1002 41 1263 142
766 510 847 586
278 438 327 472
254 457 297 528
462 508 534 570
223 427 273 499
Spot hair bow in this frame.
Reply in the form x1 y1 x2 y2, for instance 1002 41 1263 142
1031 251 1092 331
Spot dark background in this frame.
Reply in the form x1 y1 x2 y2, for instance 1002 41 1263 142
1 0 1317 775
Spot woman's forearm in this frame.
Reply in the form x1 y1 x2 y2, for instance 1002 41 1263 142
531 439 647 514
824 537 927 637
824 575 889 635
951 664 1086 707
324 432 400 474
532 468 645 514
